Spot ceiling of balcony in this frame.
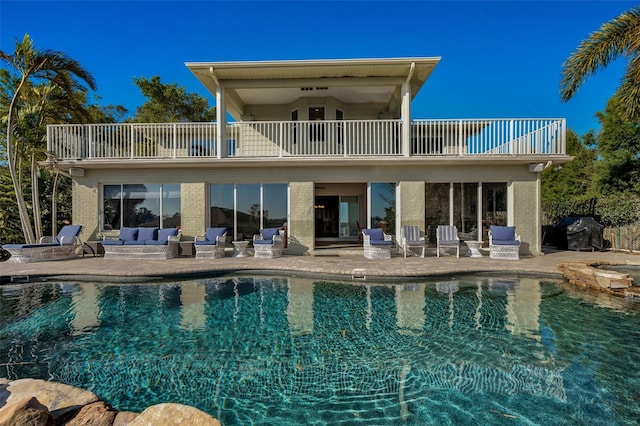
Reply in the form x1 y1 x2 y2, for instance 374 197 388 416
185 57 440 119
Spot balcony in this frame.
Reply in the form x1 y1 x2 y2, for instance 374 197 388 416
47 118 566 161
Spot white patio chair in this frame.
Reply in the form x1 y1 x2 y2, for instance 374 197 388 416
436 225 460 258
400 225 426 258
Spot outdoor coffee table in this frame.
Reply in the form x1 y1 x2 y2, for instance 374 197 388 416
232 241 250 257
464 240 484 258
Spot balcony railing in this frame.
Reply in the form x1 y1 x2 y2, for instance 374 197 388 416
47 118 566 160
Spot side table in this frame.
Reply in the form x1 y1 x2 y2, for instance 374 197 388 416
232 241 250 257
464 240 484 258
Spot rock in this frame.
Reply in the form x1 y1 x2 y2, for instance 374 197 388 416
0 396 54 426
113 411 140 426
0 378 99 421
65 401 117 426
129 403 221 426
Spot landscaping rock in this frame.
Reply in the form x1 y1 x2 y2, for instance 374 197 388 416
113 410 140 426
0 396 54 426
129 403 221 425
65 401 117 426
0 378 99 421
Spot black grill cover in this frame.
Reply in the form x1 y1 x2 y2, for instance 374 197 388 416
553 217 604 251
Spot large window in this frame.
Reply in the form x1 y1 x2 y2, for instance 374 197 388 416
103 184 181 230
425 182 507 243
370 183 396 234
210 183 288 240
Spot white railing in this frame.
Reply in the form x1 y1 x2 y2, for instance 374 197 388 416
47 118 565 160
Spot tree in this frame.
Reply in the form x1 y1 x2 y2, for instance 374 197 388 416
0 34 96 243
560 7 640 120
593 96 640 194
130 76 215 123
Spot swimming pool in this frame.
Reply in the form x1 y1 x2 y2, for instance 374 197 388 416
1 275 639 425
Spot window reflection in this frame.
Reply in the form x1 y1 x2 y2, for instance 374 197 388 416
103 184 180 230
425 183 450 244
209 183 289 240
370 183 395 233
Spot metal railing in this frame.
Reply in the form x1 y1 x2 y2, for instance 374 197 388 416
47 118 565 160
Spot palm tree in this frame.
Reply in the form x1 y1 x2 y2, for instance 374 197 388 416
560 6 640 119
0 34 96 243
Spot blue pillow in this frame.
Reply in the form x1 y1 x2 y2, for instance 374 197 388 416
363 228 384 241
119 227 138 242
158 228 179 243
490 226 515 241
260 228 279 241
206 227 227 241
137 227 159 241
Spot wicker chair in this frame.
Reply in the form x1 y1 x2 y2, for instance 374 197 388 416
253 228 283 258
194 227 227 259
488 225 521 260
362 228 393 259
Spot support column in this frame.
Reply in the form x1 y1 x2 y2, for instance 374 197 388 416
216 85 226 159
401 82 411 157
288 182 314 255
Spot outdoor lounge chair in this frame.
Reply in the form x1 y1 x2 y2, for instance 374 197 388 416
194 227 227 259
3 224 83 263
253 228 283 258
362 228 393 259
436 225 460 258
400 225 426 258
488 225 521 260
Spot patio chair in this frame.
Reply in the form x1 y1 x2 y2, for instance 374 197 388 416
194 227 227 259
400 225 426 258
362 228 393 259
488 225 521 260
3 224 83 263
436 225 460 258
253 228 283 258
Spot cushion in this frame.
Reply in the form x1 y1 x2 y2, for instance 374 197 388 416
194 239 217 246
205 227 227 242
56 225 82 244
145 239 168 245
158 228 179 243
490 226 515 241
370 240 393 246
260 228 279 242
492 239 521 246
254 239 274 245
124 240 143 245
3 243 59 249
119 227 138 242
101 240 124 246
363 228 384 241
137 227 159 242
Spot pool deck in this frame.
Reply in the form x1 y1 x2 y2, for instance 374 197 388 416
1 247 639 283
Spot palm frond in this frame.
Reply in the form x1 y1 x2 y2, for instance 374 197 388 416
560 7 640 103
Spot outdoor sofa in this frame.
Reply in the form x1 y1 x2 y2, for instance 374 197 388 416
2 224 83 263
102 226 181 259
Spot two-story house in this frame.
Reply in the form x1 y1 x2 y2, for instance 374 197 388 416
47 57 569 255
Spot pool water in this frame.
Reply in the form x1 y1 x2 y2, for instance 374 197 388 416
1 275 640 425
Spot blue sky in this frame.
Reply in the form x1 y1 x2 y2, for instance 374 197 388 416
1 0 635 135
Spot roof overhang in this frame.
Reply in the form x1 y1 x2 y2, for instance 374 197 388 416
185 57 441 119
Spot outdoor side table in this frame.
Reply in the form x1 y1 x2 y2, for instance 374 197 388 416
464 240 484 258
232 241 250 257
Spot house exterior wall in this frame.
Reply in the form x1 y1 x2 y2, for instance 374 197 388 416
71 162 541 254
399 181 426 229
